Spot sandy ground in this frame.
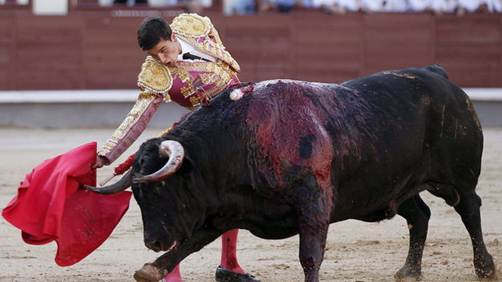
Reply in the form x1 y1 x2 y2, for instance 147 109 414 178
0 128 501 282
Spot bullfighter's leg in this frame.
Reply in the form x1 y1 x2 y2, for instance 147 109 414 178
215 229 259 282
394 195 431 280
453 189 496 279
161 264 181 282
220 229 245 273
295 184 331 282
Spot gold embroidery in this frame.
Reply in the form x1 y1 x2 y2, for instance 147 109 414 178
199 72 217 85
169 65 195 98
191 39 240 72
99 92 158 157
176 61 235 80
170 13 240 73
163 93 172 103
208 20 223 46
180 84 194 97
167 60 237 108
137 56 172 95
189 95 201 107
170 13 210 38
158 126 173 137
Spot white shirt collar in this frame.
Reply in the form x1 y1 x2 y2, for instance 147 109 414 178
176 37 216 62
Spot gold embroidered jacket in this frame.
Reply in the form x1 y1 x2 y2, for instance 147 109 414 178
98 13 240 164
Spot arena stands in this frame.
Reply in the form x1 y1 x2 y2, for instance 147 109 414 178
82 0 502 14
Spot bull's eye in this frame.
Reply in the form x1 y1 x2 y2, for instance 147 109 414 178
135 188 144 203
154 185 163 195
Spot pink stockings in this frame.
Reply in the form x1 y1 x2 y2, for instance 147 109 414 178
220 229 245 274
162 229 244 282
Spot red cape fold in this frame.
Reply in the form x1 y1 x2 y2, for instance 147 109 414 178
2 142 132 266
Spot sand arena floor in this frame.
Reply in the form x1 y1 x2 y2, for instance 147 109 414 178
0 128 501 282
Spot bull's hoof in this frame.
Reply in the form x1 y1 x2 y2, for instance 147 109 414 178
394 265 421 281
134 263 164 282
474 254 497 279
215 266 260 282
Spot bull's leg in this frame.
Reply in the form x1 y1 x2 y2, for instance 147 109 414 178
135 230 222 282
395 195 431 280
453 190 496 279
296 185 331 282
298 214 329 282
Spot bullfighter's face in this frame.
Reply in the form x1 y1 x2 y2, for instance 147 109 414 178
147 32 180 66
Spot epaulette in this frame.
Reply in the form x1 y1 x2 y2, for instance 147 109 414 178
137 56 172 95
170 13 211 39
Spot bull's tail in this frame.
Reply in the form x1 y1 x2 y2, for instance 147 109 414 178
425 64 449 80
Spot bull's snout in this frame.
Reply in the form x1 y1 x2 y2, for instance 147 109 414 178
144 239 163 252
144 236 178 253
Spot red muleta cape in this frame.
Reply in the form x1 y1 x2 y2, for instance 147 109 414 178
2 142 132 266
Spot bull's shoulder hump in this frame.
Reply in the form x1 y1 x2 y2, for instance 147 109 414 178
423 64 449 79
379 65 449 82
253 79 333 89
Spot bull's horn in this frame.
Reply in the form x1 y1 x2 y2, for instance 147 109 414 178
84 169 133 194
134 140 184 183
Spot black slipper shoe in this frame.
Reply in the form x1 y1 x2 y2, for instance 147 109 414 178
215 265 260 282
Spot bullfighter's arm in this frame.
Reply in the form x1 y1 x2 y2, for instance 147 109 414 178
98 55 173 164
98 92 166 164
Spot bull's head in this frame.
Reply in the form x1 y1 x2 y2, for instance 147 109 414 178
86 138 202 254
131 139 189 254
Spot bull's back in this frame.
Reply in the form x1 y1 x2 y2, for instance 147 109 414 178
341 65 482 156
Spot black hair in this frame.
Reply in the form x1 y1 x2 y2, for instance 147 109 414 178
137 17 172 51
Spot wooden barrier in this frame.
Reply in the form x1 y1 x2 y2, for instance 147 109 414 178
0 9 501 89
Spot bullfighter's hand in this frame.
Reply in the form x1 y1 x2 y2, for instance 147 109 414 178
93 155 109 169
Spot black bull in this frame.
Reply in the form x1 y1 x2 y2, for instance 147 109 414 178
91 65 496 281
